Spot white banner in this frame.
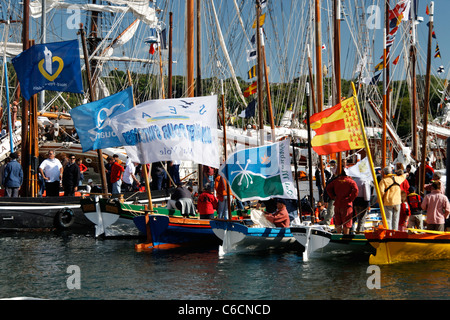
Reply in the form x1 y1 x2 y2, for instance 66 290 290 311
109 95 220 168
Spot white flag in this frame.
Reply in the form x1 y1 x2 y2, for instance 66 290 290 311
109 95 220 168
345 157 373 181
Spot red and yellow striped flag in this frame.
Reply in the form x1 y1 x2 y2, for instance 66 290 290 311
310 97 365 155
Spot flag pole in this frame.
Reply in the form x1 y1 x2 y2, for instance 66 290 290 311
351 82 388 229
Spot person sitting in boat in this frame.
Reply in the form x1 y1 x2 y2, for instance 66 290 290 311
421 181 450 232
379 166 406 231
263 198 290 228
325 167 358 235
168 183 196 217
197 183 218 219
314 201 327 224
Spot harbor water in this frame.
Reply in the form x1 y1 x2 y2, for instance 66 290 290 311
0 231 449 302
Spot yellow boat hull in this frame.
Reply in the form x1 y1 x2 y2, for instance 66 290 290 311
365 228 450 265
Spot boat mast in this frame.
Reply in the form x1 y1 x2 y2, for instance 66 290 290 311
419 1 434 195
168 12 173 99
195 0 204 191
39 0 46 110
315 0 326 194
333 0 342 172
187 0 195 98
21 0 30 197
255 0 265 145
410 1 419 161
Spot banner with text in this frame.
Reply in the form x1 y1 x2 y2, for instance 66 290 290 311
109 95 220 168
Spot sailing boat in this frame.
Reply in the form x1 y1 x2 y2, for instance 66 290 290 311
364 1 450 265
0 0 164 232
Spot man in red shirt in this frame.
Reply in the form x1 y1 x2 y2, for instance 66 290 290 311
326 168 359 234
110 154 124 194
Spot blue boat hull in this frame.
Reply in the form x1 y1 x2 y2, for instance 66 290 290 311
134 215 221 247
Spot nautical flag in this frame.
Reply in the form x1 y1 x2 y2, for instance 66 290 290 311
248 65 257 79
252 13 266 28
393 55 400 65
108 95 220 169
309 96 365 155
435 43 441 58
149 43 157 55
219 139 297 201
247 48 257 62
244 81 257 97
432 31 436 39
251 34 256 45
426 5 429 15
437 66 445 74
70 86 135 152
260 0 268 9
322 44 326 51
374 61 384 71
370 72 382 85
239 99 256 118
11 39 83 101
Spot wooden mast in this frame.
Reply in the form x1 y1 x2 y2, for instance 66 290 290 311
410 3 419 161
419 1 434 195
195 0 204 191
315 0 326 195
187 0 195 98
21 0 30 197
79 24 108 194
260 28 275 142
168 12 173 99
382 26 387 169
256 0 265 145
333 0 342 174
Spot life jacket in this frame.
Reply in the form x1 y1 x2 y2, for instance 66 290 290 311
407 193 422 213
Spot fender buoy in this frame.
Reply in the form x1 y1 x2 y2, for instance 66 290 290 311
54 208 75 229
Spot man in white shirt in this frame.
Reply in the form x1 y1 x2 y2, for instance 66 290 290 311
39 150 63 197
122 158 140 192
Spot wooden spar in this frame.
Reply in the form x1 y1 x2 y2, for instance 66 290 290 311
260 28 275 142
419 1 434 195
220 80 232 220
351 82 388 229
187 0 195 98
291 134 303 223
382 27 387 169
306 45 316 115
158 43 165 99
79 24 108 194
168 12 173 99
306 82 314 212
333 0 342 174
30 40 39 197
314 0 326 197
410 3 419 160
195 1 204 191
385 0 391 163
21 0 30 197
255 0 265 145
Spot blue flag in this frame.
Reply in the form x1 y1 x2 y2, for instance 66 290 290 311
70 86 134 152
219 140 297 201
12 39 83 101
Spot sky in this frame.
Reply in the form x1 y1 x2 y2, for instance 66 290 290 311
2 0 450 85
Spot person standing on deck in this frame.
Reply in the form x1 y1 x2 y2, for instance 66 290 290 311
39 150 63 197
352 176 371 233
110 155 124 195
421 181 450 232
379 166 406 230
325 167 358 234
62 154 80 196
215 174 229 220
2 153 23 197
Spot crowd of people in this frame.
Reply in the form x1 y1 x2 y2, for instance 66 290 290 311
1 149 449 232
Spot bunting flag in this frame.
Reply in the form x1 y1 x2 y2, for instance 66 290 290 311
309 96 364 155
247 48 257 62
11 39 83 101
426 5 429 15
435 43 441 58
239 99 256 118
244 81 258 97
393 55 400 65
248 65 257 79
437 65 445 74
252 13 266 28
374 61 384 71
432 31 436 39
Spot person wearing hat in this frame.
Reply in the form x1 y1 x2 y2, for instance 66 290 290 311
263 198 290 228
2 152 23 197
